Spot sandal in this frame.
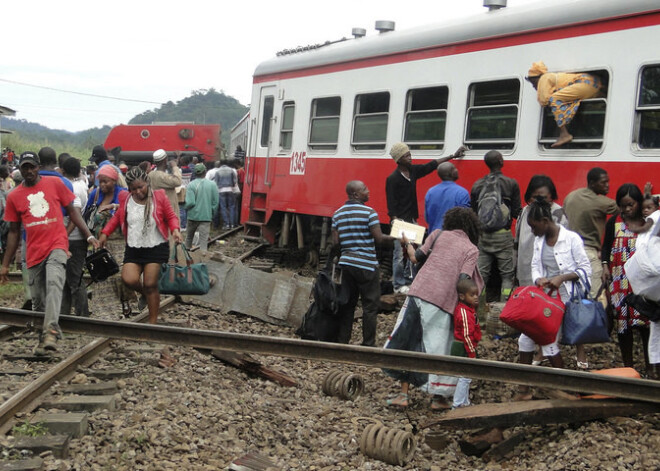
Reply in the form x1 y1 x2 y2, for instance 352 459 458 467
386 393 409 408
575 357 589 369
430 395 451 411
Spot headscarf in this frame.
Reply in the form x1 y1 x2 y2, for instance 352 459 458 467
527 61 548 78
125 166 154 236
97 164 119 181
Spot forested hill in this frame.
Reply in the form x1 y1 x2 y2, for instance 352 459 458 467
0 118 112 160
129 89 249 148
1 89 249 161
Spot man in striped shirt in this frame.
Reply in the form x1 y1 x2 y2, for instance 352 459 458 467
332 181 395 346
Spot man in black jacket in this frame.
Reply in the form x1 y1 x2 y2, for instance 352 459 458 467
385 142 465 293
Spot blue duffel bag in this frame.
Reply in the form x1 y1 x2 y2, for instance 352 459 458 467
560 269 610 345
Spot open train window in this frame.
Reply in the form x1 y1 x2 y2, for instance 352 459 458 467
260 96 274 148
404 86 448 150
465 79 520 150
352 92 390 151
309 96 341 150
539 70 609 150
280 102 295 150
635 65 660 149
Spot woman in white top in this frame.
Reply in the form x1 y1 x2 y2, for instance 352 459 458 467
100 167 182 324
515 198 591 400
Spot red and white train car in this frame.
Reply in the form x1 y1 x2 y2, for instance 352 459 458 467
241 0 660 247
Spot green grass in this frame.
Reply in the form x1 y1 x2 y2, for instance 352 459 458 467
12 420 47 437
0 282 25 301
2 134 94 165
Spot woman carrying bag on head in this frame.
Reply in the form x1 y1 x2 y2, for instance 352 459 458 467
99 166 182 324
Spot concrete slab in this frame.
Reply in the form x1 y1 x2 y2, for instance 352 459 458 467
61 381 118 395
0 368 28 376
2 355 54 363
31 412 89 438
40 395 117 412
80 369 134 379
0 458 44 471
191 257 313 328
11 434 69 459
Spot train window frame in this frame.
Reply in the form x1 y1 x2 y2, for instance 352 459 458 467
634 64 660 150
308 96 342 151
404 86 449 151
351 91 390 151
280 101 295 151
464 79 520 150
538 69 610 150
260 96 274 148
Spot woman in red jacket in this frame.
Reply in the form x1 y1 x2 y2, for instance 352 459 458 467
100 166 182 324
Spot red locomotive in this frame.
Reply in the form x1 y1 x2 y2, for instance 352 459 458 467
104 123 222 165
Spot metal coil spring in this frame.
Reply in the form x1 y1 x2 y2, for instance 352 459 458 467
360 423 416 466
322 370 364 400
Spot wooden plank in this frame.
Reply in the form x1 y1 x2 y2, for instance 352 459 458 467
205 349 297 387
421 399 660 430
481 431 527 462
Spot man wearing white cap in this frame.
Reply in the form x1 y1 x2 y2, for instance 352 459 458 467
385 143 466 294
148 149 182 223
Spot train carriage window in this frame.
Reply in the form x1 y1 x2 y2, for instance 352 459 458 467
539 70 609 150
309 96 341 150
260 96 274 148
280 102 295 150
465 79 520 150
352 92 390 150
404 86 448 150
636 65 660 149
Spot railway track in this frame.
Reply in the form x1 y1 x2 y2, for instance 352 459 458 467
2 232 659 469
2 308 659 404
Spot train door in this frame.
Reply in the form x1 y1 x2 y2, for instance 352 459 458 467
242 85 278 242
252 86 277 191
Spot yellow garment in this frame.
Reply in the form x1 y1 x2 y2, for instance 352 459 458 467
528 61 548 77
536 72 600 106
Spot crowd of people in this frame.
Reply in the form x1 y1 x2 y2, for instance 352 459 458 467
0 145 245 356
332 140 660 410
1 131 659 408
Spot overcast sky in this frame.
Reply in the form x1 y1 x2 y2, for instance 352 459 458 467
1 0 537 132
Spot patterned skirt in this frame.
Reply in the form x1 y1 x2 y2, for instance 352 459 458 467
548 74 602 127
608 220 649 334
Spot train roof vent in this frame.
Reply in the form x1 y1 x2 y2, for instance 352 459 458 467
352 28 367 38
484 0 507 11
375 21 395 33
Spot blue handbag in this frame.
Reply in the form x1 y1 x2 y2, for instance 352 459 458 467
560 269 610 345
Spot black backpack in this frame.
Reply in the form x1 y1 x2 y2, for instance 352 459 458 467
296 264 348 341
477 173 510 232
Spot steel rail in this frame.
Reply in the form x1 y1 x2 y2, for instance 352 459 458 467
0 324 20 342
0 298 174 433
1 307 659 403
190 226 243 253
237 243 267 262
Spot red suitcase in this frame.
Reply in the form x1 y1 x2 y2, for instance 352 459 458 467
500 286 565 345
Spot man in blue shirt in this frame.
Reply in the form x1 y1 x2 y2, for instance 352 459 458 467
332 180 394 346
424 162 471 233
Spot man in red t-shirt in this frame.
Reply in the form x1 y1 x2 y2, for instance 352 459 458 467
0 151 99 355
